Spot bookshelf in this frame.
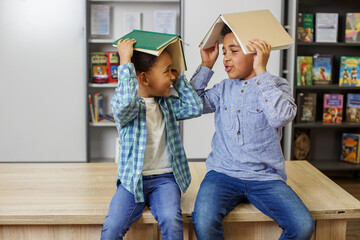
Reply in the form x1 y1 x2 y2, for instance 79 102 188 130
289 0 360 171
86 0 183 162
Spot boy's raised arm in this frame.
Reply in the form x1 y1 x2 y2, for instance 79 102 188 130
111 39 140 128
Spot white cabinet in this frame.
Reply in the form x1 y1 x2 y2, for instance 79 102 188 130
0 0 87 162
87 0 183 162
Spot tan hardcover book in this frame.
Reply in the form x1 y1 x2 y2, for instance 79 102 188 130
199 9 294 55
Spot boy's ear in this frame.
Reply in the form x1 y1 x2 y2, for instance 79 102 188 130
137 72 149 86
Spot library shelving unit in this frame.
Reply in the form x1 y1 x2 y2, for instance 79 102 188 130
86 0 183 162
290 0 360 171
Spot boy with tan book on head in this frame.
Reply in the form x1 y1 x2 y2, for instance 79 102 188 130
190 11 315 240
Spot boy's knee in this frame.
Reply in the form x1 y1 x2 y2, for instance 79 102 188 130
283 217 315 239
100 217 127 240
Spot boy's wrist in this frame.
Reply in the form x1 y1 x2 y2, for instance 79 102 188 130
201 62 214 69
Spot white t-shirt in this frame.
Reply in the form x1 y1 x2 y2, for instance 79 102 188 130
142 97 172 176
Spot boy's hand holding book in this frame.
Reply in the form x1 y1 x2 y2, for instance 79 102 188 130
200 41 219 69
248 38 271 75
117 38 137 65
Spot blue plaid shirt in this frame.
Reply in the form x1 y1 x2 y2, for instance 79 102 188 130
111 63 203 203
190 66 297 182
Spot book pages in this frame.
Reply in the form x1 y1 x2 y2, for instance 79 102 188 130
199 9 294 55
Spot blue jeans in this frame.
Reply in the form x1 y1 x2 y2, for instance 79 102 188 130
100 173 183 240
192 170 315 240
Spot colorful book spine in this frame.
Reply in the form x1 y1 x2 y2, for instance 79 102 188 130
296 92 317 123
341 133 360 164
88 94 95 123
313 54 332 85
339 56 360 87
345 13 360 43
346 93 360 122
106 51 120 83
323 93 343 123
297 56 313 86
94 93 104 122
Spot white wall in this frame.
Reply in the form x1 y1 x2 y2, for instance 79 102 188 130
0 0 87 162
182 0 284 159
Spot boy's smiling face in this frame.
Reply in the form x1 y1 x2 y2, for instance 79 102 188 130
145 51 175 97
222 33 256 80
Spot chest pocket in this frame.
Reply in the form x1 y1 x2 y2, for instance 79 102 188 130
246 106 267 130
219 104 238 131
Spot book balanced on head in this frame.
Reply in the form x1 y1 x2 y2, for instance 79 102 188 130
199 9 294 55
112 29 187 71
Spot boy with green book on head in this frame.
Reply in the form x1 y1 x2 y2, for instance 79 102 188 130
190 24 315 239
101 35 202 240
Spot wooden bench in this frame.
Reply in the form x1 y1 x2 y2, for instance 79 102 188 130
0 161 359 240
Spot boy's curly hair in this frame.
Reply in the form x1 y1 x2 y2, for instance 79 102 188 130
221 24 232 36
131 51 157 74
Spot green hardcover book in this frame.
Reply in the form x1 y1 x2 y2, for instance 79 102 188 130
112 30 187 71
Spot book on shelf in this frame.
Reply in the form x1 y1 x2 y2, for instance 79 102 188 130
198 9 294 55
297 56 313 86
93 93 104 122
106 51 120 83
88 94 95 123
90 52 108 84
313 54 332 85
105 113 115 123
154 10 177 34
323 93 343 123
339 56 360 87
297 13 314 43
296 92 317 123
112 29 186 71
90 4 110 36
124 12 142 34
315 13 338 43
293 129 310 160
346 93 360 122
341 133 360 164
345 13 360 43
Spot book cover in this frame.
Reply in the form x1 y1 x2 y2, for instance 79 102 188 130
339 56 360 87
313 54 332 85
94 93 104 122
154 10 177 34
345 13 360 43
315 13 338 43
90 52 108 83
297 13 314 43
297 56 313 86
297 93 317 122
124 12 142 34
112 29 186 71
341 133 360 164
106 51 120 83
293 129 311 160
346 93 360 122
323 93 343 123
90 4 110 36
199 9 294 55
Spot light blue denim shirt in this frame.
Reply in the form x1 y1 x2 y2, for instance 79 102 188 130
190 66 297 182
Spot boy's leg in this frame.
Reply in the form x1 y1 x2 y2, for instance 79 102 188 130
192 170 246 240
101 184 145 240
247 180 315 240
147 173 183 240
